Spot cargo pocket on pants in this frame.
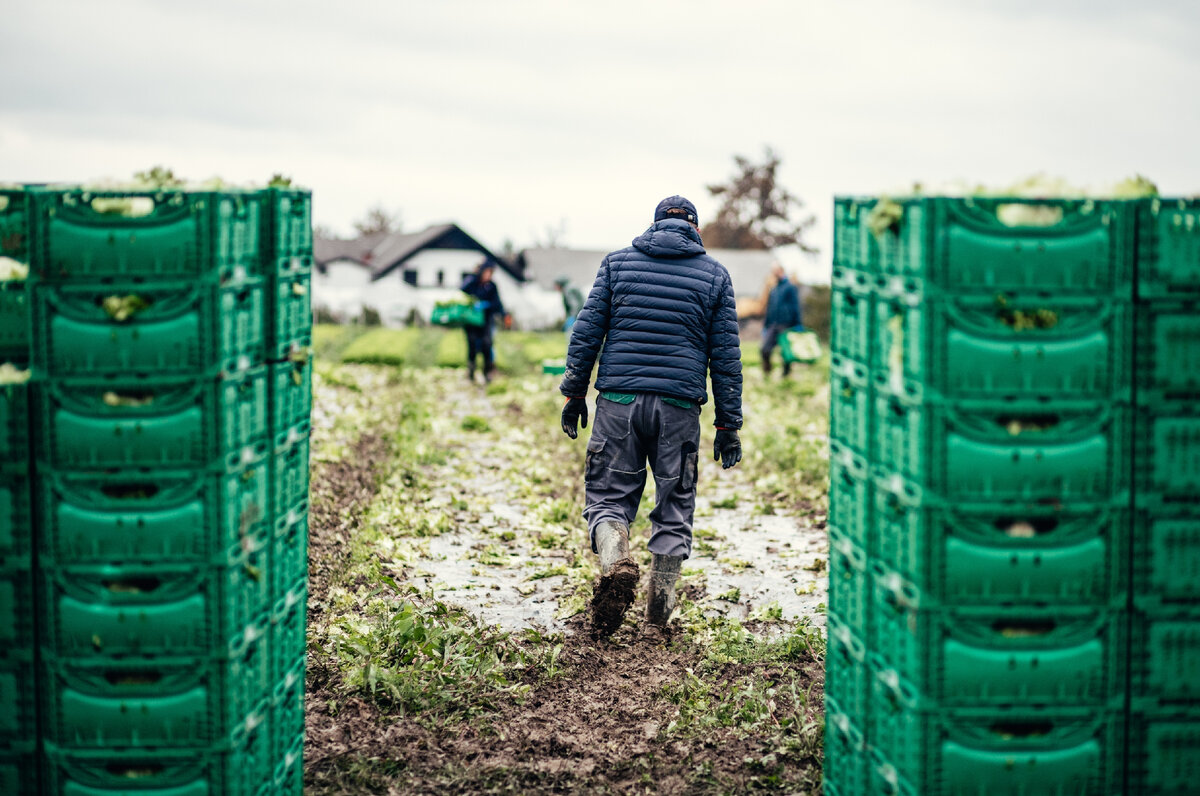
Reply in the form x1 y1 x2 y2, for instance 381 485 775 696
679 442 698 493
585 436 607 483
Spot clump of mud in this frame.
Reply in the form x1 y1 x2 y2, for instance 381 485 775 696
590 560 639 639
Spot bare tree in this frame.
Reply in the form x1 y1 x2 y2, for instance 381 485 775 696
353 204 402 236
701 146 818 254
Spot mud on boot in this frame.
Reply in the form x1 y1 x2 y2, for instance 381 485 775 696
590 520 639 639
646 553 685 627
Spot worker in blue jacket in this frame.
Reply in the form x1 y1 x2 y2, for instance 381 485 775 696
559 195 743 638
760 262 803 377
461 263 508 382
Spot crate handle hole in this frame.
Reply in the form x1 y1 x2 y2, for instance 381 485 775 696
103 576 163 594
104 670 163 686
994 516 1059 537
90 196 156 218
989 720 1055 738
992 619 1056 637
106 764 163 779
103 390 156 407
995 414 1060 435
995 204 1064 228
100 483 161 500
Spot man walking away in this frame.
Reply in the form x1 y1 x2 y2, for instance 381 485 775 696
559 195 744 638
461 263 507 382
760 262 802 377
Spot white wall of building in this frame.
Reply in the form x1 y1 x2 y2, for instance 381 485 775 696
312 251 568 330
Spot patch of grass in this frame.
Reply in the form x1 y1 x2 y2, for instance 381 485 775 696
461 415 491 432
313 323 369 361
711 495 740 510
341 327 424 365
331 589 533 719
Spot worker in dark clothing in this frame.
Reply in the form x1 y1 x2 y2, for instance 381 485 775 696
555 276 585 333
560 195 743 638
461 263 508 382
760 263 803 377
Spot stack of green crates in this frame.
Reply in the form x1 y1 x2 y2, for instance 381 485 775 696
16 184 311 795
1128 198 1200 794
0 186 36 795
828 196 1137 795
262 187 313 795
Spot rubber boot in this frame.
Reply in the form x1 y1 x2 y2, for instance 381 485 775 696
761 355 772 377
646 553 686 627
467 358 476 383
590 520 639 638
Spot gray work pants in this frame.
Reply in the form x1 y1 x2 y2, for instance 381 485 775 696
583 394 701 558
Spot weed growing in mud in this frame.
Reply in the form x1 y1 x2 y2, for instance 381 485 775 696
331 589 570 721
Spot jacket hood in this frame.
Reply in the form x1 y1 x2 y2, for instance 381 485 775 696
632 219 706 259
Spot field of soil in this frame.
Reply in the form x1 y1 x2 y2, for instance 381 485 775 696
301 341 831 795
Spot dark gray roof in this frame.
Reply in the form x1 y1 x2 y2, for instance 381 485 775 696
314 224 520 280
517 246 779 297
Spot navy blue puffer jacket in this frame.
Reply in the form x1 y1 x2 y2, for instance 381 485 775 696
560 219 743 429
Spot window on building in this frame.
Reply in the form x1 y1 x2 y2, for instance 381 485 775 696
436 270 445 286
403 269 418 286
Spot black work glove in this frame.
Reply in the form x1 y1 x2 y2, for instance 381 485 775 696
561 397 588 439
714 428 742 469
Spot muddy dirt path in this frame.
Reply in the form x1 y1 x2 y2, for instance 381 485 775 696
303 366 829 795
401 376 830 635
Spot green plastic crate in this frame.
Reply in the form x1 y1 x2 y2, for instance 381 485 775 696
1131 502 1200 605
1129 603 1200 707
40 546 270 660
0 381 29 464
0 282 29 360
833 197 875 273
0 655 36 751
41 626 269 749
875 386 1129 502
869 694 1125 796
828 531 870 635
1137 198 1200 300
874 476 1127 606
272 419 310 510
1135 300 1200 402
1133 407 1200 501
0 188 28 260
28 188 263 283
826 612 871 726
0 748 38 796
823 694 869 796
866 196 1135 293
37 462 268 565
271 659 305 765
870 570 1128 707
0 465 32 558
271 506 308 602
829 440 872 554
268 275 313 361
32 279 265 377
830 267 874 363
829 447 872 555
263 189 313 260
36 368 268 470
874 284 1132 400
272 733 303 796
269 359 312 435
829 353 873 456
42 723 271 796
431 301 485 329
0 556 33 653
1127 708 1200 795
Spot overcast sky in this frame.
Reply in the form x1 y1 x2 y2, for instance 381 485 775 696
3 0 1197 282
